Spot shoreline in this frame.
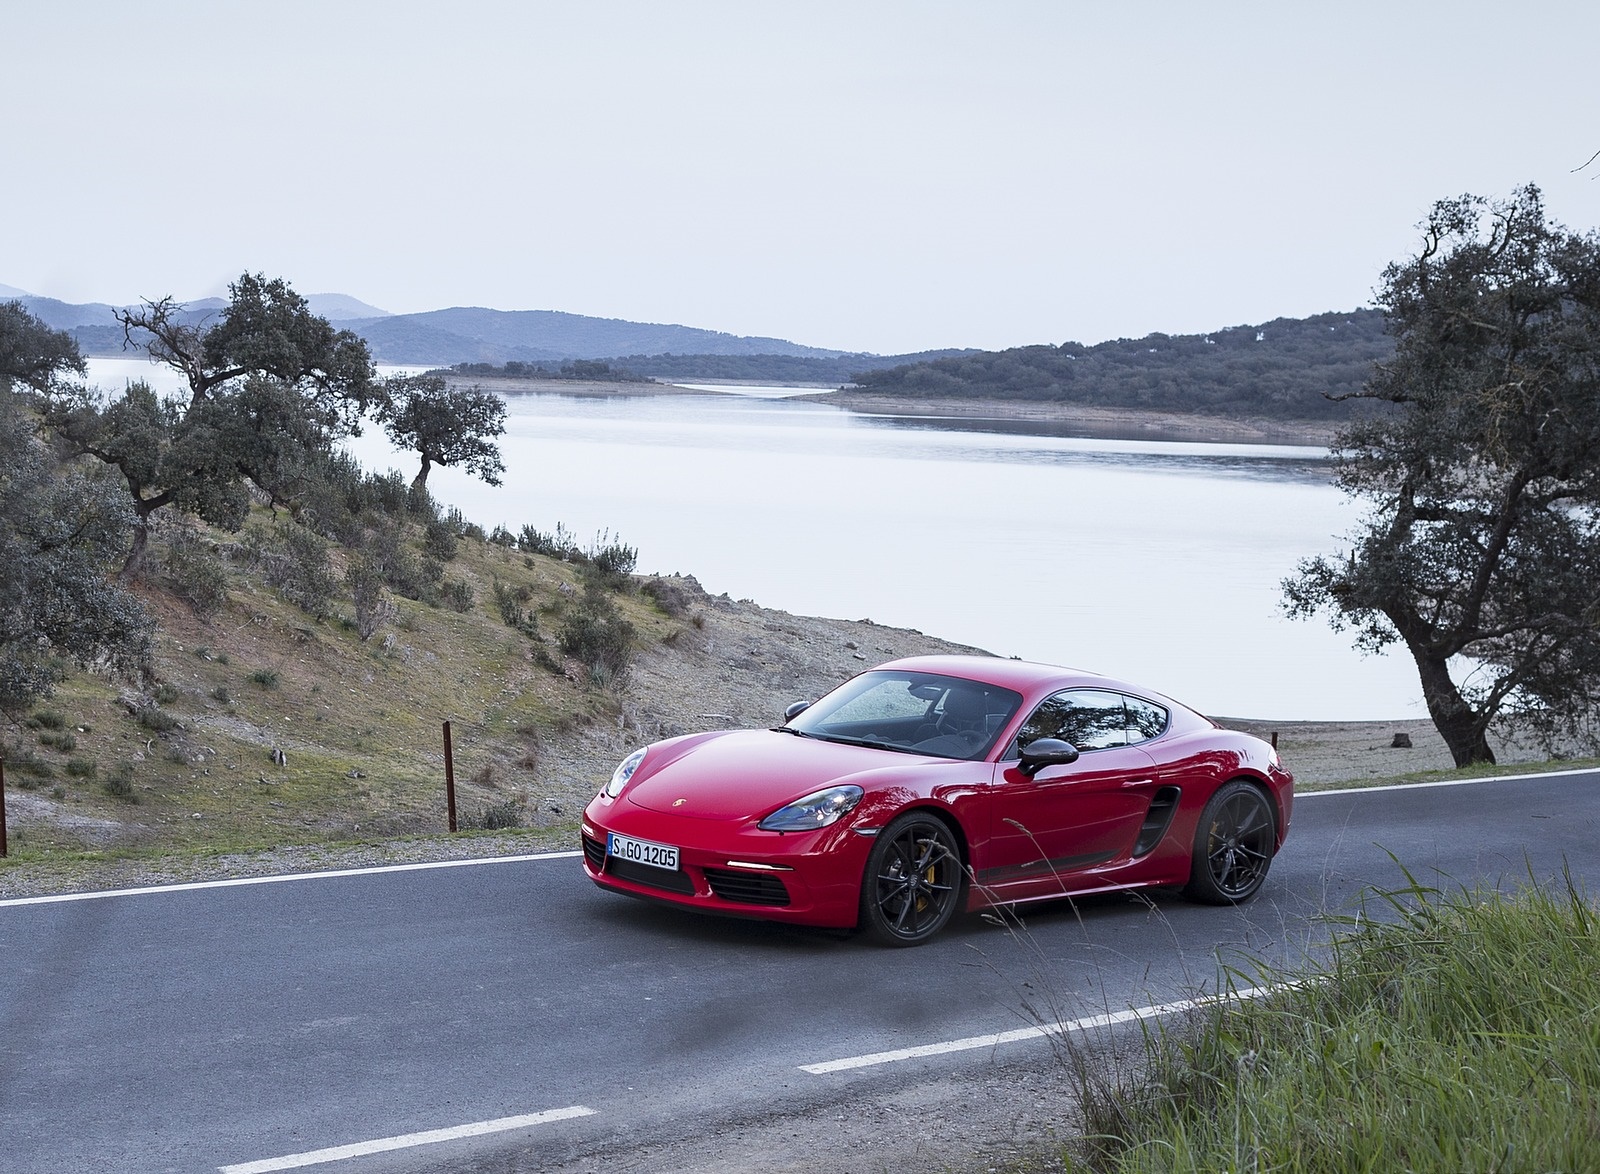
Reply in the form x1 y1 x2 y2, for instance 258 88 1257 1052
440 374 1341 446
800 390 1341 446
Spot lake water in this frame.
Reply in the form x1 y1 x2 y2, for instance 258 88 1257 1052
84 358 1425 721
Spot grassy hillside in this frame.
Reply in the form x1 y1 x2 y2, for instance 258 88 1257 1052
0 506 681 861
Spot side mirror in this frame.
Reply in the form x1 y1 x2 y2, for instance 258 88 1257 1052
783 700 811 722
1019 737 1079 777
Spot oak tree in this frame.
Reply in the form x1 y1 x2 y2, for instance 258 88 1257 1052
46 274 376 576
1284 186 1600 765
374 373 506 489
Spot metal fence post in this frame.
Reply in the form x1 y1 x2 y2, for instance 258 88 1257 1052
1 753 8 858
443 721 458 833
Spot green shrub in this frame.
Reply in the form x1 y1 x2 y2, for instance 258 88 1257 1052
39 731 77 752
365 469 410 516
152 683 180 704
248 669 280 689
162 525 229 618
360 521 441 601
423 517 459 561
493 579 541 638
65 758 98 779
346 554 395 641
587 531 638 590
519 521 583 561
440 578 474 613
30 710 67 731
104 764 136 800
135 706 181 733
243 522 338 618
557 585 635 676
6 749 52 785
474 800 522 830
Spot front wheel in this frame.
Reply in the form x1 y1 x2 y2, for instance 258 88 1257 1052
1184 780 1276 905
859 813 964 946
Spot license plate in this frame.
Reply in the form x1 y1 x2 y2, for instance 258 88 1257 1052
608 832 680 871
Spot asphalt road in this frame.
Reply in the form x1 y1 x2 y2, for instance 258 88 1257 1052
3 769 1598 1174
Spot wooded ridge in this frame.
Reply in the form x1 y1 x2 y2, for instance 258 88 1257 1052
849 309 1391 419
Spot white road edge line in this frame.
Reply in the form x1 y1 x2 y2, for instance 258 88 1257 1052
800 983 1290 1074
217 1105 597 1174
1298 764 1598 798
0 851 583 909
6 766 1590 912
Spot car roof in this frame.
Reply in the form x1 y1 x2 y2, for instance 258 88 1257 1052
872 654 1198 713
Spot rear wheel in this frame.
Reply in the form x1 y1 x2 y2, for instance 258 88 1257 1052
1184 780 1276 904
860 813 963 946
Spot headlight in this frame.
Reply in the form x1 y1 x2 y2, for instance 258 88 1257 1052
604 748 647 798
758 785 863 832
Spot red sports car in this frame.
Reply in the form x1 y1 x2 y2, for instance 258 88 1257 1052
581 655 1293 946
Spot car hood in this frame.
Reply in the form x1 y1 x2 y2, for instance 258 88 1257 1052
624 729 927 820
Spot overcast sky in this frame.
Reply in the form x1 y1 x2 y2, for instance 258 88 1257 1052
5 1 1597 355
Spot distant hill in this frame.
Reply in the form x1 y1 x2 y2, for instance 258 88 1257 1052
8 288 851 366
849 310 1392 419
341 306 849 365
307 293 391 321
11 295 225 357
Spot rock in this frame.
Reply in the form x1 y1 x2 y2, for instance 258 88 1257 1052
1390 732 1413 748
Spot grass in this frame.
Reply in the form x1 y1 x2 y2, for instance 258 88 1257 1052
1069 871 1600 1172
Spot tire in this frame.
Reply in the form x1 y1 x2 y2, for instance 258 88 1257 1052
1184 780 1276 905
859 813 964 946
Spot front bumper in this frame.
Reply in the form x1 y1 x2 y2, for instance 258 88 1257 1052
580 805 868 928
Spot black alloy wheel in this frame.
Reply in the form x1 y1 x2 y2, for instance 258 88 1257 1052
860 813 964 946
1184 779 1276 904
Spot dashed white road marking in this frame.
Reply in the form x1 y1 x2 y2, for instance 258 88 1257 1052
800 983 1291 1073
0 851 583 909
217 1105 597 1173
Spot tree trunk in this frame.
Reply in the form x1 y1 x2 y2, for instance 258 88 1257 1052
1410 648 1495 766
411 456 431 490
118 509 152 582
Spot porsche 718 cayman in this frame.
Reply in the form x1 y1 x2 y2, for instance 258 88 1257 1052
581 655 1293 945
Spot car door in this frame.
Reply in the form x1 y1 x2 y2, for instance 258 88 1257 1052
976 690 1160 902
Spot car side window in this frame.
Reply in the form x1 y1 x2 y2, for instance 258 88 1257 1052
1014 689 1129 753
1125 695 1169 742
1013 690 1170 755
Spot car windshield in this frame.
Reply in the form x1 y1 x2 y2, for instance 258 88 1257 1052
784 670 1023 761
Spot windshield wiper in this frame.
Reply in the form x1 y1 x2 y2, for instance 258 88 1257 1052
769 726 814 738
814 734 916 754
